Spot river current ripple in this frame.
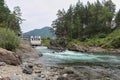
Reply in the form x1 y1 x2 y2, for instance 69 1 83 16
35 46 120 66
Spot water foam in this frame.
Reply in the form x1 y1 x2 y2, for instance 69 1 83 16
37 46 120 65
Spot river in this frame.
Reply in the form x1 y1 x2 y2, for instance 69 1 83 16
35 46 120 66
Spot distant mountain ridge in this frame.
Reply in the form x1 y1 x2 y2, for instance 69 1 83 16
23 26 55 38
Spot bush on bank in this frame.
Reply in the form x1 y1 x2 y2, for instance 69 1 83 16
0 28 20 51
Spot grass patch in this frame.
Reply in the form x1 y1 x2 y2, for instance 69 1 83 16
67 28 120 49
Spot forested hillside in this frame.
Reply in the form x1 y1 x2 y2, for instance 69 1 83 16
52 0 120 49
23 27 55 38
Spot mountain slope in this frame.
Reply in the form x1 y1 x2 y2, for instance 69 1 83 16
23 27 55 38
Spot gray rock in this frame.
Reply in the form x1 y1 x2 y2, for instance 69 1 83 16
57 77 68 80
34 70 41 73
61 69 74 75
62 74 68 77
34 63 42 68
0 76 2 79
21 63 33 74
0 62 6 66
33 77 42 80
10 73 20 80
1 77 11 80
40 74 45 78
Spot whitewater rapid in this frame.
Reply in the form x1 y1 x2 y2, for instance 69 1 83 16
35 46 120 66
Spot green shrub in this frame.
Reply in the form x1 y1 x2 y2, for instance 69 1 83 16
98 33 107 38
0 28 20 51
105 37 120 48
42 37 51 46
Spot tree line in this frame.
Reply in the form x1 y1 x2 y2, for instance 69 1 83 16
0 0 22 35
52 0 120 42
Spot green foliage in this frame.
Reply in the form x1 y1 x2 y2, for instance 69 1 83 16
42 37 51 46
0 28 20 51
6 6 22 35
52 0 115 41
67 41 76 49
0 0 22 35
79 28 120 48
57 38 68 47
115 10 120 28
0 0 22 50
67 39 84 48
52 0 120 49
97 33 107 38
110 37 120 48
0 0 10 23
102 28 120 48
0 0 30 51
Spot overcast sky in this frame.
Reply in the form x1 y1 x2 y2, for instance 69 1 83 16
5 0 120 32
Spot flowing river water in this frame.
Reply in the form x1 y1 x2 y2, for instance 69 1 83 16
36 46 120 66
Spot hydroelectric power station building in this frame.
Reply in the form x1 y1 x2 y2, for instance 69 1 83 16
22 35 41 46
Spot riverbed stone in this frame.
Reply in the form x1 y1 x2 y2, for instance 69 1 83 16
9 73 20 80
0 76 2 79
57 77 68 80
60 69 74 75
34 70 42 74
1 77 11 80
33 77 42 80
0 62 6 66
40 74 45 78
21 63 33 74
62 74 68 77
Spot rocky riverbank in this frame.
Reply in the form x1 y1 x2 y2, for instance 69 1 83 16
1 61 120 80
68 43 120 54
0 40 42 80
1 40 120 80
48 43 120 54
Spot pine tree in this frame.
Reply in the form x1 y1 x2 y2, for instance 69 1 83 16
115 10 120 28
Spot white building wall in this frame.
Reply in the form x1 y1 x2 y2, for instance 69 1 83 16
30 36 41 46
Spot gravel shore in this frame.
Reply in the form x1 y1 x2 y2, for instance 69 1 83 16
1 62 120 80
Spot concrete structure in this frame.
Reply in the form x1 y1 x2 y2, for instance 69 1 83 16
30 36 41 46
22 35 41 46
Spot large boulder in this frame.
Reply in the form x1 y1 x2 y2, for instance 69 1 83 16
0 48 21 65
